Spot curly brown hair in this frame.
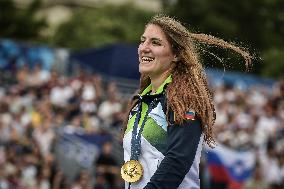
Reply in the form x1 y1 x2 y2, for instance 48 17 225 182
123 14 252 147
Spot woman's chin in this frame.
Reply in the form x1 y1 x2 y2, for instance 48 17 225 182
139 68 152 75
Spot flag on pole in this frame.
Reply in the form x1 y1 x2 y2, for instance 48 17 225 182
206 144 255 189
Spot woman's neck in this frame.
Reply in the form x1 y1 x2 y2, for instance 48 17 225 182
150 71 170 94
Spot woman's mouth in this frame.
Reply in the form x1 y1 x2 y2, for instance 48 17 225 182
140 56 155 64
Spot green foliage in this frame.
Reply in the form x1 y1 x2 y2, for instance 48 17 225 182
262 49 284 78
0 0 47 40
51 4 154 49
165 0 284 78
167 0 284 49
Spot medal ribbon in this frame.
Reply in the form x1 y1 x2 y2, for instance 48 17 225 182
130 95 158 161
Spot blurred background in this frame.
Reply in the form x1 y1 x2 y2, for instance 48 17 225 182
0 0 283 189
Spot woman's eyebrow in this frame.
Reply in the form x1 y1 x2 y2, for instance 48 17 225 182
141 36 163 42
151 37 162 42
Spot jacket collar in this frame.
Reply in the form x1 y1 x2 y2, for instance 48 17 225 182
140 75 172 96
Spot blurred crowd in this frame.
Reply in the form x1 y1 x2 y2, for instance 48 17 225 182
0 46 284 189
0 63 126 189
210 78 284 189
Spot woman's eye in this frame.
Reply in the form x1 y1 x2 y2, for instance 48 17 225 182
152 40 161 46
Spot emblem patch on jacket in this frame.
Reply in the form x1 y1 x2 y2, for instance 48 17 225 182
184 111 196 120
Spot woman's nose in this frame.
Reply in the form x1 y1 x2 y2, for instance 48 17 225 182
139 42 150 53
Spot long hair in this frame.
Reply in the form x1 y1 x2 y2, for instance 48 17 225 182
123 14 252 147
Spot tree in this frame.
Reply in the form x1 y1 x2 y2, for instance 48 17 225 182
51 4 154 49
165 0 284 78
262 48 284 78
0 0 47 41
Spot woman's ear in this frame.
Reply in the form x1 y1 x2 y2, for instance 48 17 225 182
173 55 179 62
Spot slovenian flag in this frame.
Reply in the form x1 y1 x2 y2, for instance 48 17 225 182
206 144 255 189
184 111 195 120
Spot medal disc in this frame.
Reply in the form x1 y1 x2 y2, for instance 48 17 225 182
121 160 143 183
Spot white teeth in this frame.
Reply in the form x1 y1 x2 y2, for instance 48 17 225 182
141 56 154 62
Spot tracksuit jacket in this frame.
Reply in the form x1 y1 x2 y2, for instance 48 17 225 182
123 76 203 189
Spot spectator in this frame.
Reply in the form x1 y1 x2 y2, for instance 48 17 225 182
95 141 119 189
98 82 122 127
245 162 268 189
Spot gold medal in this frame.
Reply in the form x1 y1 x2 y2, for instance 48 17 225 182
121 160 143 183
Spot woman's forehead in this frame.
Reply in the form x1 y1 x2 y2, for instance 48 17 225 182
143 24 168 40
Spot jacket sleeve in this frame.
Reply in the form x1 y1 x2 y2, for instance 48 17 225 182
143 111 202 189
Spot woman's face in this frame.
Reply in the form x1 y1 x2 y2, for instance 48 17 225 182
138 24 175 78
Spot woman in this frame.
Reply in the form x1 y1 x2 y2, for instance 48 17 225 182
121 14 251 189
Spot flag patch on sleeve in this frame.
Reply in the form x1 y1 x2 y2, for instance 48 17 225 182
184 111 196 120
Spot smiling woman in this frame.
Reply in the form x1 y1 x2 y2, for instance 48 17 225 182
121 14 251 189
138 24 176 92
